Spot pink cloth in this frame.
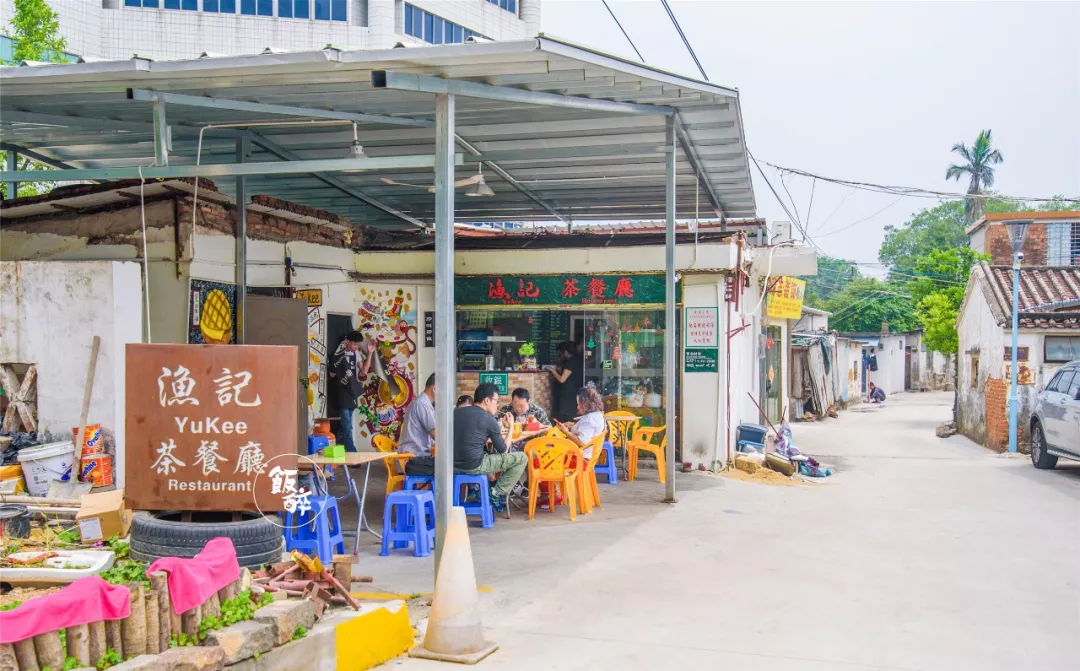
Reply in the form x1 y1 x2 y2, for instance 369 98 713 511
148 536 242 615
0 576 130 644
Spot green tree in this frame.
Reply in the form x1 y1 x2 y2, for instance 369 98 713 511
802 255 860 308
878 198 1018 270
916 293 959 354
945 129 1004 222
825 278 918 333
7 0 66 64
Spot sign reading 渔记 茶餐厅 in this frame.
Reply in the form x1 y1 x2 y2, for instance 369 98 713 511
455 274 678 307
125 344 299 513
766 276 806 320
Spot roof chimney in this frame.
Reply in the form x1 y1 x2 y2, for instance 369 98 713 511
881 318 890 335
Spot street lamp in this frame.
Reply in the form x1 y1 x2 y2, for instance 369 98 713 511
1003 219 1032 454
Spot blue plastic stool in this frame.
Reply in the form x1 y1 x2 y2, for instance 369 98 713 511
283 496 345 563
453 473 494 529
404 474 434 491
380 489 436 557
597 441 619 484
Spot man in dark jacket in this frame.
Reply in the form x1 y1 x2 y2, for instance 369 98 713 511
329 330 374 452
453 383 527 513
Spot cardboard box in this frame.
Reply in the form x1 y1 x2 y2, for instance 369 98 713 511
75 489 132 543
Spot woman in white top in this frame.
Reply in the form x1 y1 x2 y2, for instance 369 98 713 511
555 386 607 460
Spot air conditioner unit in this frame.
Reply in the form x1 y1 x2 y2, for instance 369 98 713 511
770 220 794 244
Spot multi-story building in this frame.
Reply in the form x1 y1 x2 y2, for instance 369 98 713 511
0 0 540 61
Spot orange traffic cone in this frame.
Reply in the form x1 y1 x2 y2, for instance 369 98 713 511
409 506 498 664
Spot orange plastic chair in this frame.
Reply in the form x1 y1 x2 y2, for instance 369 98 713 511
577 431 608 514
523 437 581 521
371 434 411 496
627 425 667 484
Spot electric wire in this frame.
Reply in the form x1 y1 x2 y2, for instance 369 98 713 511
658 0 709 81
601 0 645 63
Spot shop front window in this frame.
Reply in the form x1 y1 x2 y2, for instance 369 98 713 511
762 325 783 423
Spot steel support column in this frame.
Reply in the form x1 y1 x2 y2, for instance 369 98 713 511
433 93 456 576
153 100 169 167
4 150 16 200
664 115 677 503
236 137 249 344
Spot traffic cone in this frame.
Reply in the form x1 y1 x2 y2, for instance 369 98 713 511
409 506 498 664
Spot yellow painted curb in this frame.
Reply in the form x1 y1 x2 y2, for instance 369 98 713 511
335 602 414 671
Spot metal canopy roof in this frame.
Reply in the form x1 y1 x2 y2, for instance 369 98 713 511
0 37 757 229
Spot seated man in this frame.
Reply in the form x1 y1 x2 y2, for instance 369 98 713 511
869 382 886 404
453 383 528 514
397 373 436 456
498 387 550 426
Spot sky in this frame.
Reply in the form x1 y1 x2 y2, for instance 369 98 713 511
540 1 1080 269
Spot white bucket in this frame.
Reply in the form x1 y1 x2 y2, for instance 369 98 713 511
17 441 75 497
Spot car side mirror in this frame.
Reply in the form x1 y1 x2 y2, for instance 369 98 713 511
1073 388 1080 401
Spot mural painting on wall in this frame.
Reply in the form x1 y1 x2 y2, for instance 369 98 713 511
298 289 328 422
188 279 237 345
353 285 418 442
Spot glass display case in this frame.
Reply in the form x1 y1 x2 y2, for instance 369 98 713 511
578 309 667 427
455 310 565 372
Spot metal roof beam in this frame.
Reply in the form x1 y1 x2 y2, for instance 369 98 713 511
247 131 429 229
673 110 726 222
453 134 568 225
0 153 462 183
128 89 434 128
0 109 247 138
371 71 675 117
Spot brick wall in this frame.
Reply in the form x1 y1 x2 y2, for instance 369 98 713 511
984 222 1047 266
983 376 1026 451
456 371 554 416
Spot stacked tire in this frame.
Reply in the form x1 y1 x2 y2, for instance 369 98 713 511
129 511 283 569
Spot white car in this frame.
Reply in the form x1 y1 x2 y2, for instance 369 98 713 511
1030 361 1080 469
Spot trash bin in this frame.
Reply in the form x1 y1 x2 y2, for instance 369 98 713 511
735 424 768 452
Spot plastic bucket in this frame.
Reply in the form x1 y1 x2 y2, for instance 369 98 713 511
17 441 75 497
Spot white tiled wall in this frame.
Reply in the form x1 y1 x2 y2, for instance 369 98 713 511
0 0 535 61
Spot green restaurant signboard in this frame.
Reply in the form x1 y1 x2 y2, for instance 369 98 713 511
478 372 509 395
684 348 719 373
455 274 673 307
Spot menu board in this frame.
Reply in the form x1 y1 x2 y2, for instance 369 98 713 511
547 311 569 363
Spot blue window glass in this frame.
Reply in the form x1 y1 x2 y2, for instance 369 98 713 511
508 0 515 13
331 0 345 20
314 0 329 19
432 16 443 44
182 0 197 8
445 21 454 44
125 0 141 6
221 0 236 11
204 0 218 10
499 0 507 9
163 0 179 7
240 0 255 14
423 12 433 42
294 0 308 18
453 24 462 43
143 0 159 6
404 5 413 36
278 0 291 16
257 0 272 14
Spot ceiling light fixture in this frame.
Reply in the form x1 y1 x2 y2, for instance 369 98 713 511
465 164 495 197
348 122 365 158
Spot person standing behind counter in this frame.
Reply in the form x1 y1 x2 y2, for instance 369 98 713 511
545 342 584 423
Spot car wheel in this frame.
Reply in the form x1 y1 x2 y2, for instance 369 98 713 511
130 510 284 569
1030 422 1059 470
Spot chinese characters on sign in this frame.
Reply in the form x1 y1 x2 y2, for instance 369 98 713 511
459 274 669 306
765 276 806 320
685 307 718 348
126 344 298 512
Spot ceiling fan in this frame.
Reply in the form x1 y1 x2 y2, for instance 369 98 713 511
379 164 495 197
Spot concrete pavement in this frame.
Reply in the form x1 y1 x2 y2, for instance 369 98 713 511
367 392 1079 670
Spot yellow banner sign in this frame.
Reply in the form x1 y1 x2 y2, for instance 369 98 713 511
766 276 806 320
295 289 323 307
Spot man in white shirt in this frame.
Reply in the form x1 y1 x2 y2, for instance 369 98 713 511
398 374 436 456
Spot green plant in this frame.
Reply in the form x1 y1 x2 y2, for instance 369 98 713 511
518 342 536 357
260 590 274 608
63 656 80 671
168 632 196 648
946 129 1004 221
0 601 23 611
95 648 122 670
57 528 81 545
101 558 149 587
291 626 307 642
198 615 223 642
253 651 262 661
104 537 129 560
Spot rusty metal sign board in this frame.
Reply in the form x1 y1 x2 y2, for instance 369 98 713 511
126 344 298 512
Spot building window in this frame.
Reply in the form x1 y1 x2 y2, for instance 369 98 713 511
487 0 515 14
279 0 309 17
240 0 272 15
126 0 161 7
403 4 483 43
970 354 979 388
1046 221 1080 266
1045 336 1080 363
204 0 237 12
162 0 199 8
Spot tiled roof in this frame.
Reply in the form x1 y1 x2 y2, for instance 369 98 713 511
973 261 1080 330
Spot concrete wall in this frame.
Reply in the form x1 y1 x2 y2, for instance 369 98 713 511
681 276 725 470
836 338 863 405
0 261 144 487
793 311 829 333
867 334 906 396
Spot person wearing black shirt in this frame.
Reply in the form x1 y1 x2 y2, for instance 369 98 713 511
546 342 584 422
453 383 528 514
328 330 374 452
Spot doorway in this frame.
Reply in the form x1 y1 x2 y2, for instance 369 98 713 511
324 314 353 438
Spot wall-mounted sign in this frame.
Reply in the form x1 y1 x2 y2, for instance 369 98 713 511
478 372 509 396
294 289 323 307
685 307 718 348
189 279 237 345
125 344 298 512
424 312 435 348
685 348 719 373
455 274 678 307
766 276 806 320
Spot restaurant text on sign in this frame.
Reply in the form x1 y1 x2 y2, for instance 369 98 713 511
684 307 718 348
126 344 298 512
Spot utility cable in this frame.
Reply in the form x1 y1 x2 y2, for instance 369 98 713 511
814 195 906 238
748 150 820 252
601 0 645 63
804 177 816 236
659 0 709 81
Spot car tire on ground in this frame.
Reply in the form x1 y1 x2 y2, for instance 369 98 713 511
1030 422 1058 470
129 511 284 569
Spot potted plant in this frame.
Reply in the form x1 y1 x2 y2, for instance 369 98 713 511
518 342 537 370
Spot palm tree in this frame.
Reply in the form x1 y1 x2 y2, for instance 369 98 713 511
946 129 1004 222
